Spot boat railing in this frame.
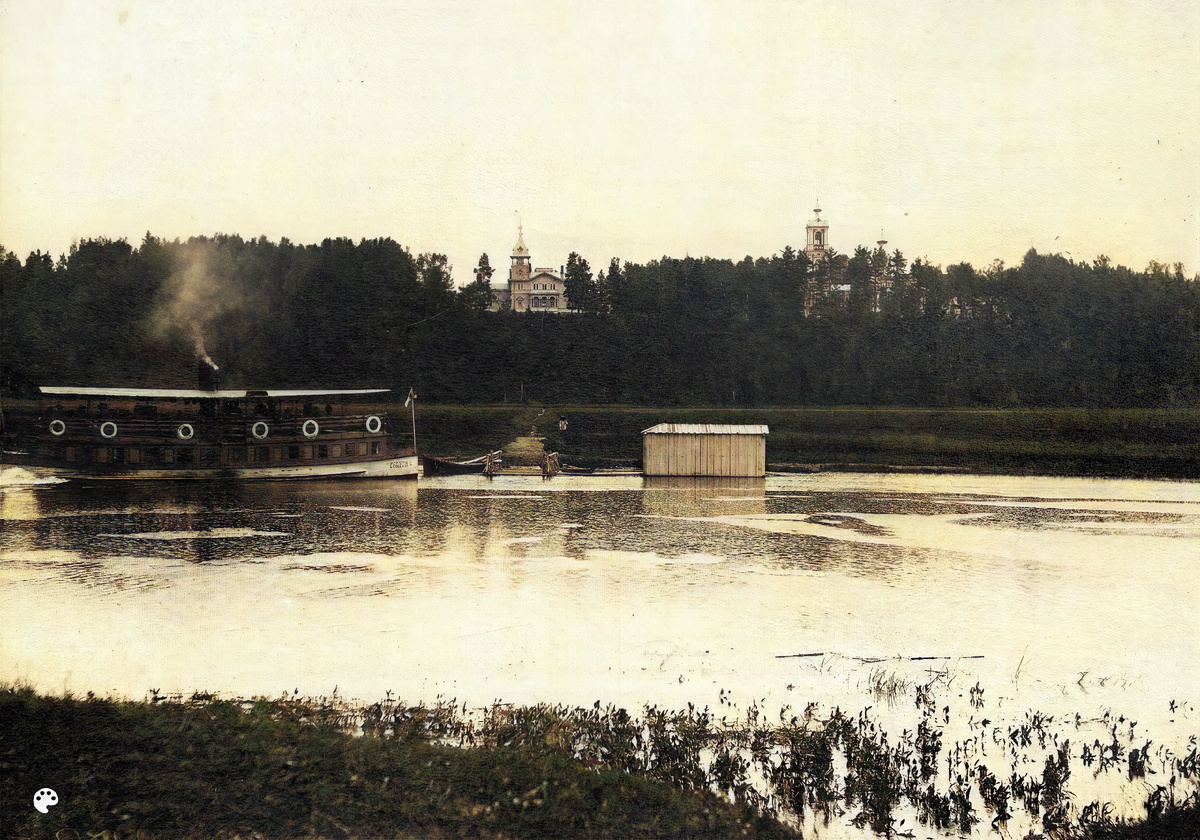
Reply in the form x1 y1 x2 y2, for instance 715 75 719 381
12 413 392 443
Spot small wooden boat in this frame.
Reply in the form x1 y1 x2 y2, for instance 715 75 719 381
558 464 597 475
421 450 503 476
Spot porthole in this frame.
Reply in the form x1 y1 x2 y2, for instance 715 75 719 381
99 421 118 439
177 423 195 440
302 419 320 439
252 421 270 440
365 415 382 434
49 419 67 436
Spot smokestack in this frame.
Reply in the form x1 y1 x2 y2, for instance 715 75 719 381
198 356 220 391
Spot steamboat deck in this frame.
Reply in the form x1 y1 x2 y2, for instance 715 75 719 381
1 386 418 480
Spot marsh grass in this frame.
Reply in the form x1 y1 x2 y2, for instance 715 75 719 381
867 668 913 707
0 686 786 840
2 682 1197 840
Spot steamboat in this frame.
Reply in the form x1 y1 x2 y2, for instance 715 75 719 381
0 362 419 481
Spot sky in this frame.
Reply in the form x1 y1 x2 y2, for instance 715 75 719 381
2 0 1198 283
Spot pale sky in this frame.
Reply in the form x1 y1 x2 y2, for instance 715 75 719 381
2 0 1198 282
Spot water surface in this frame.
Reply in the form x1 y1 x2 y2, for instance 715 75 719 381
2 470 1198 832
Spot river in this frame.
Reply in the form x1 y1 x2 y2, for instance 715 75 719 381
2 469 1198 835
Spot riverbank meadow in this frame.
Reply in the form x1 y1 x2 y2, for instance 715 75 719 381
412 405 1200 479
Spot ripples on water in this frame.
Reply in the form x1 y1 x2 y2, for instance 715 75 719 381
2 471 1198 834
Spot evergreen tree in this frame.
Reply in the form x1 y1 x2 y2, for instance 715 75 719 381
563 252 593 312
460 253 497 312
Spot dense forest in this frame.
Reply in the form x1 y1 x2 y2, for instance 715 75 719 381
1 233 1198 407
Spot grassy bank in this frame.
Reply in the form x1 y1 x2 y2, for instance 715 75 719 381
413 405 1200 479
0 686 787 840
2 685 1197 840
5 397 1197 478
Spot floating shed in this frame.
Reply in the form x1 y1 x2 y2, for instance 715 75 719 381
641 424 769 477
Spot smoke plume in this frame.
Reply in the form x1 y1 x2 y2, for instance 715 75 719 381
149 239 244 368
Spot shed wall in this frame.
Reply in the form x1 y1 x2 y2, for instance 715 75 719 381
642 433 766 476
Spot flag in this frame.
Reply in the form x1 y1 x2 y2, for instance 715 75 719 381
404 387 415 408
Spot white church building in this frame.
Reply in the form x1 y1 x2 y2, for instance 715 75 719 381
490 226 574 312
490 206 836 313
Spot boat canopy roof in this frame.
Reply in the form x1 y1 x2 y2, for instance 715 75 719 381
39 386 390 399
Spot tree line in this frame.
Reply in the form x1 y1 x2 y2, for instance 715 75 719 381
2 232 1197 407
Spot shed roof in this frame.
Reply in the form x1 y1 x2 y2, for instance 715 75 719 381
642 423 769 435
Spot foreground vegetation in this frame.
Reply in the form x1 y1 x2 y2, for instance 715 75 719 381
0 686 787 840
2 683 1197 840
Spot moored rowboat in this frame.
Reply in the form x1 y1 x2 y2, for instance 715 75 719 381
421 451 503 476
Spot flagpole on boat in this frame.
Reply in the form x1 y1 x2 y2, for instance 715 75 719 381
404 387 417 456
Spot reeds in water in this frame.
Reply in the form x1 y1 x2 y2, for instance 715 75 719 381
2 681 1197 839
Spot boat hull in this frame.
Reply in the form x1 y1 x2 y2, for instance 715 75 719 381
2 451 418 481
2 389 419 482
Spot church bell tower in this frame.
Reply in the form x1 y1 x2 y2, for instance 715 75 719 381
508 224 532 310
805 202 829 261
510 225 531 284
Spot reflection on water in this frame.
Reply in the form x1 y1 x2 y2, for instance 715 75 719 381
2 473 1198 750
642 476 767 517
